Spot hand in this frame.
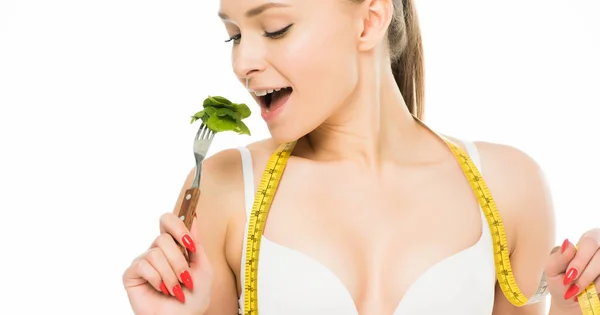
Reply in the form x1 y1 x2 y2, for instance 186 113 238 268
545 228 600 313
123 213 213 315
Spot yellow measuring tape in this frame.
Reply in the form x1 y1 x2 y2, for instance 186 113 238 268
242 137 599 315
242 141 297 315
443 138 599 315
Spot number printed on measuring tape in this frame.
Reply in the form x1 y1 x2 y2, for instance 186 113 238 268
241 132 600 315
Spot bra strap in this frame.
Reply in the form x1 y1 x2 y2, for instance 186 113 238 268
236 146 255 314
461 140 482 173
237 146 255 217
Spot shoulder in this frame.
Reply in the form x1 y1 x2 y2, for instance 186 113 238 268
187 137 277 193
183 138 279 232
176 148 248 237
463 139 556 255
243 138 282 170
473 140 553 217
473 140 549 198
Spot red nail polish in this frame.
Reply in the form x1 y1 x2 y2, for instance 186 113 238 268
561 239 569 253
564 284 579 300
180 270 194 290
173 284 185 303
182 235 196 253
563 268 578 285
575 296 578 302
159 281 169 296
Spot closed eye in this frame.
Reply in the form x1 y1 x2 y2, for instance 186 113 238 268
225 24 293 45
264 24 293 39
225 34 241 44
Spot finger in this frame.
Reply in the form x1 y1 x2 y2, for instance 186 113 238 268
135 258 168 296
570 248 600 297
159 212 196 254
563 236 600 286
571 276 600 303
188 218 209 268
155 232 195 291
545 239 577 277
145 247 186 303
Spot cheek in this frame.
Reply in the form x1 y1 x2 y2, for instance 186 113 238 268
274 23 358 103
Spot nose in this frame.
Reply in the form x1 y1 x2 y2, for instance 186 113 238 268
232 39 266 83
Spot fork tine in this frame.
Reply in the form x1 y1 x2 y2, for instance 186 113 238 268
193 123 218 141
199 124 205 139
202 125 211 139
195 123 206 140
202 124 210 139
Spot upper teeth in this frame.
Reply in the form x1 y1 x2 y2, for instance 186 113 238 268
252 87 282 97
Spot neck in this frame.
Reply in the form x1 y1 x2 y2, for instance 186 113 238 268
301 58 424 169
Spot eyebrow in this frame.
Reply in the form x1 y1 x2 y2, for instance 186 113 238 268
218 2 291 20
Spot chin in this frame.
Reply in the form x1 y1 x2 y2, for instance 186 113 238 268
266 123 305 145
258 92 303 144
258 92 329 145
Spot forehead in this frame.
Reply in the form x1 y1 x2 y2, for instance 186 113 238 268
218 0 292 20
218 0 351 21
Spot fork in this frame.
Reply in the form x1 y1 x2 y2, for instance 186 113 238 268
177 122 215 262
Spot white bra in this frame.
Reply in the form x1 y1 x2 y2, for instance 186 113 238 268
236 140 496 315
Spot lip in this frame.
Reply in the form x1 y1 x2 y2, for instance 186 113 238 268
260 92 290 123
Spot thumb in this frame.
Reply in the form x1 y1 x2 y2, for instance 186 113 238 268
186 218 211 274
179 241 213 314
545 239 577 278
188 241 211 273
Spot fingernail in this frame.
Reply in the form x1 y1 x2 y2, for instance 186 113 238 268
563 268 578 285
173 284 185 303
575 296 578 302
564 284 579 300
561 239 569 253
159 281 169 295
180 270 194 290
182 234 196 253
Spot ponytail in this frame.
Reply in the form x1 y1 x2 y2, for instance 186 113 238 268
389 0 425 119
350 0 425 118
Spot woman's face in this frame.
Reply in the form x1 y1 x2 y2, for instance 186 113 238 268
218 0 364 143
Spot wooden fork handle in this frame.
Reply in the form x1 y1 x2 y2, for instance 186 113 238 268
177 187 200 263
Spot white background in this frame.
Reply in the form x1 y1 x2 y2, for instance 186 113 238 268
0 0 599 314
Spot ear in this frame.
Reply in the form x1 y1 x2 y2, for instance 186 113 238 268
356 0 394 54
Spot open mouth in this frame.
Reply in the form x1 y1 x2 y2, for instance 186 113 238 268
256 87 293 112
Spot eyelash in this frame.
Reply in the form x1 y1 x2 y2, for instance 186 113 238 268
225 24 293 44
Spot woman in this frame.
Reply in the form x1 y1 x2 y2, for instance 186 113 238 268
122 0 600 314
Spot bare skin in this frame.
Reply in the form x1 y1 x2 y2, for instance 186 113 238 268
122 0 580 314
128 129 554 315
207 135 554 315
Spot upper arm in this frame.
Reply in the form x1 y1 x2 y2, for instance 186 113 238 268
172 149 245 315
476 143 556 315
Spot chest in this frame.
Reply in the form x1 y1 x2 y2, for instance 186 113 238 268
251 162 487 313
265 161 481 251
